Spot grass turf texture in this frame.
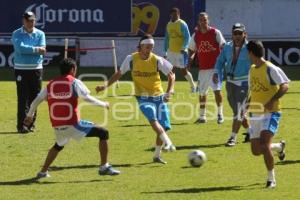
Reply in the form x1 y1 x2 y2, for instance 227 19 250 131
0 80 299 200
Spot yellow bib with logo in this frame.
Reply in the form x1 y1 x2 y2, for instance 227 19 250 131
131 52 163 96
167 19 185 53
249 61 280 113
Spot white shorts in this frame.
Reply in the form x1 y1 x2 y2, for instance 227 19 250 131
54 120 95 146
166 51 187 68
198 69 222 95
249 112 281 139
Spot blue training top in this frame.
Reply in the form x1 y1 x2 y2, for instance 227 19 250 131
214 40 251 82
11 26 46 70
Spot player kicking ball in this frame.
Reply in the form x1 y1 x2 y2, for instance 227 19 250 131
247 40 289 188
24 58 120 178
96 34 176 164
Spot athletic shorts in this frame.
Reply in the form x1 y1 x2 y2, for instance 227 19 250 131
166 51 188 68
249 112 281 139
226 81 248 119
54 120 95 146
136 95 171 131
198 69 222 95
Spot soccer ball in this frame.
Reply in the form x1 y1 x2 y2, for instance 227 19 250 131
188 150 207 167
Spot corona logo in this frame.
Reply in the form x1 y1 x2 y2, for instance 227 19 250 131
132 3 159 35
26 3 105 29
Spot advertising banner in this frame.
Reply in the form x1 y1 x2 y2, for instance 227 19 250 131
0 38 75 68
0 0 132 34
131 0 196 36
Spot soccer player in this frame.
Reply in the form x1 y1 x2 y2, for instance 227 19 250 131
24 58 120 178
96 34 176 164
188 12 226 124
164 7 196 92
213 23 251 146
247 40 289 188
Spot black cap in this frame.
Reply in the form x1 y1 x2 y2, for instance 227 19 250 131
232 23 245 32
23 11 36 21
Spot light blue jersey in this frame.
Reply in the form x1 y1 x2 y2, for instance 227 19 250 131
12 27 46 69
214 41 251 82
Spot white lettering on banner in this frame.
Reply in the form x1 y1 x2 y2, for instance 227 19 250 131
0 52 5 67
26 3 105 29
0 51 59 67
266 48 300 66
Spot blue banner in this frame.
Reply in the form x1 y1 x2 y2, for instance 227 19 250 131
132 0 197 36
0 0 132 34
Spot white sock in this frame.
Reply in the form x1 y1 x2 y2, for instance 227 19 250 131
217 105 223 116
200 108 206 117
100 163 109 170
271 143 282 152
159 132 172 147
230 132 237 140
268 169 275 181
154 145 162 158
184 72 195 88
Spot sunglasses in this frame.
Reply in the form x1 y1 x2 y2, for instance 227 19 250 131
233 31 243 36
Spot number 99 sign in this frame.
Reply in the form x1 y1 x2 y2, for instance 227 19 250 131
132 3 159 35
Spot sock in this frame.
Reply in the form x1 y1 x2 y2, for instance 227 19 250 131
230 132 237 140
268 169 275 182
159 132 172 147
217 105 223 116
200 108 206 117
184 72 195 88
154 145 162 158
271 143 282 152
100 163 109 170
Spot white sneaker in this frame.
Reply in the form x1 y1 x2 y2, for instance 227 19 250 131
191 87 197 93
217 114 224 124
162 144 176 152
36 171 50 179
195 116 207 123
266 180 276 188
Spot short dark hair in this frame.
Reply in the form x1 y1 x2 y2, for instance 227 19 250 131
247 40 264 57
170 7 180 14
59 58 77 75
137 34 153 49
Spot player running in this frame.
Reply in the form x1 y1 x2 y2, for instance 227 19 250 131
247 40 289 188
96 34 176 164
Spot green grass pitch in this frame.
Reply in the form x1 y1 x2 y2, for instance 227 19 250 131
0 80 299 200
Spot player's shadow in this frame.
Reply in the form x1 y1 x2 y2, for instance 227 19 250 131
174 144 225 150
119 124 148 128
275 160 300 165
143 186 243 194
0 131 21 135
143 183 261 194
49 163 133 171
282 107 300 111
119 122 188 128
144 143 224 152
0 177 110 186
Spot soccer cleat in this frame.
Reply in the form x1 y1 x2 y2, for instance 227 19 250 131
278 140 286 161
266 180 276 188
162 144 176 152
226 137 236 147
191 87 197 93
153 157 167 164
217 114 224 124
243 133 250 143
99 165 120 176
36 171 51 179
194 116 207 124
18 126 30 134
